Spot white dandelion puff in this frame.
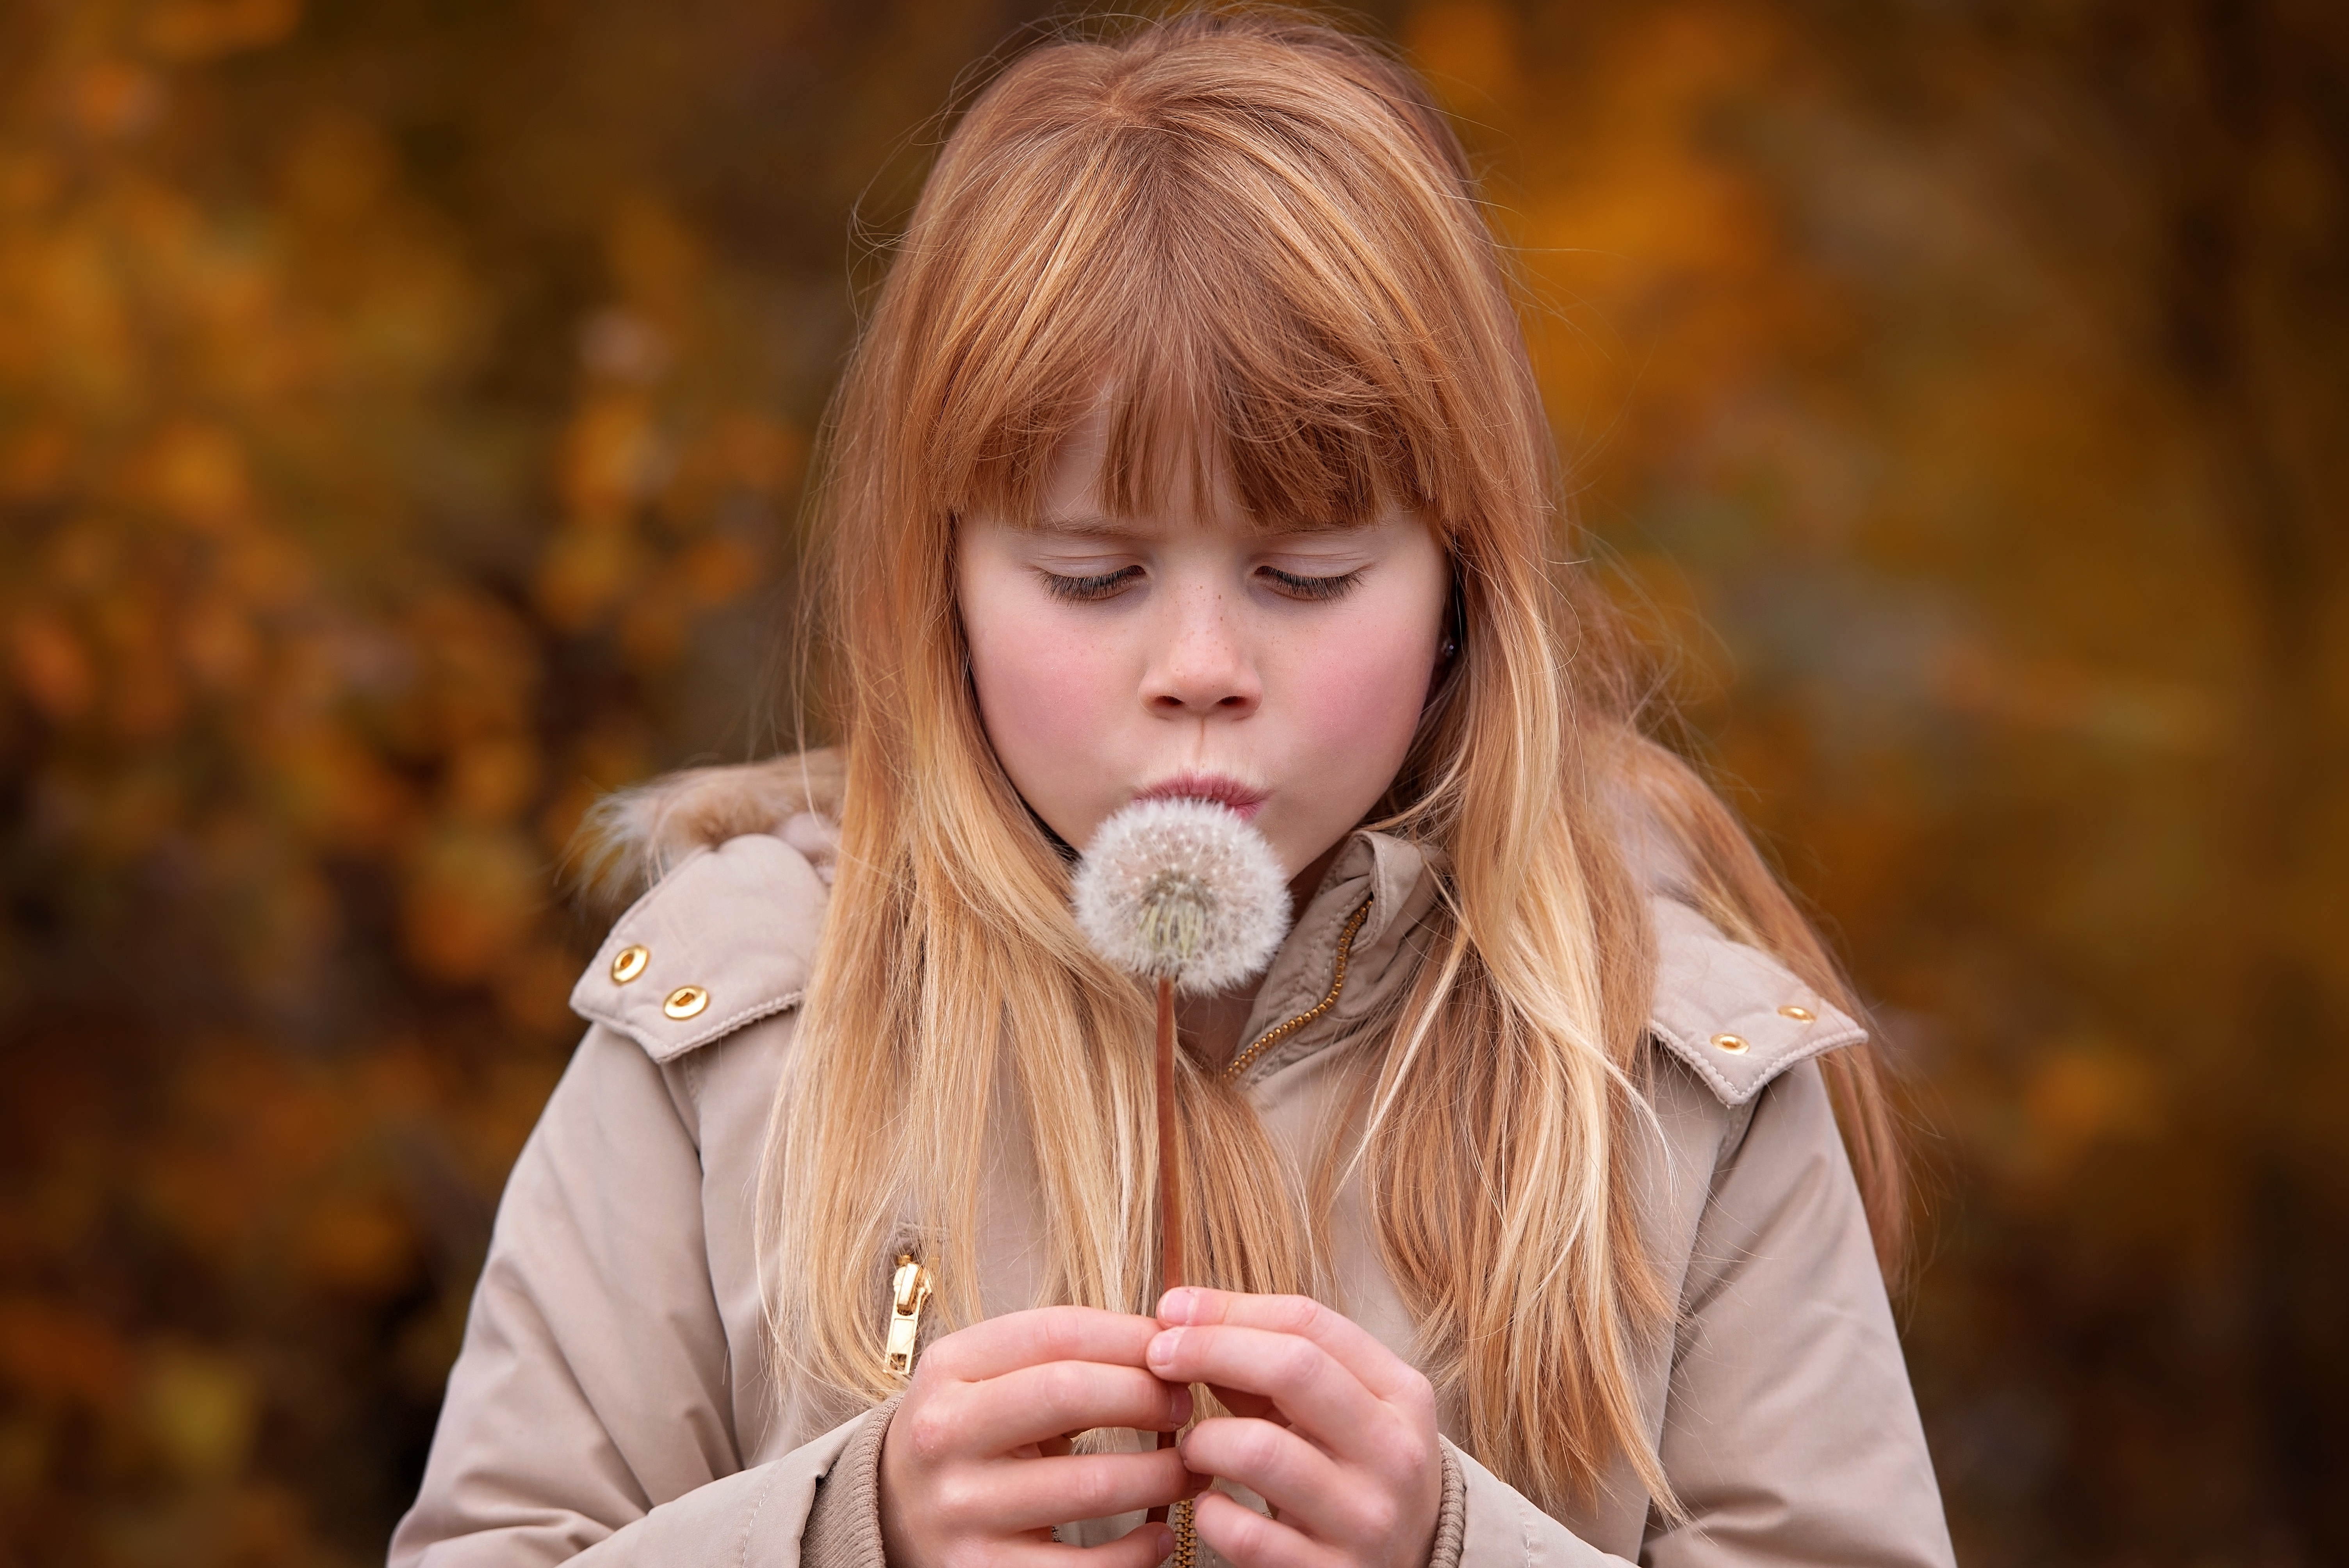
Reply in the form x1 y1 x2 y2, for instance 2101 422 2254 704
1071 797 1291 994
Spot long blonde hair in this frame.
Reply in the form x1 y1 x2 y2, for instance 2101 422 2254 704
761 8 1904 1517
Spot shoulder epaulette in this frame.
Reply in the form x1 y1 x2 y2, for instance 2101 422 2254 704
569 832 829 1063
1645 895 1866 1108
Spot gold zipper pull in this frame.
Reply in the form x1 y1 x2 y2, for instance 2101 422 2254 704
885 1253 934 1377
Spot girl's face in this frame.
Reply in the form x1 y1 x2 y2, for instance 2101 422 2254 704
958 411 1450 891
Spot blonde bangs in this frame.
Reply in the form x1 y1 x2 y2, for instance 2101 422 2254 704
898 26 1500 538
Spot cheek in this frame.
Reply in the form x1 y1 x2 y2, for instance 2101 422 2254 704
971 633 1113 762
964 609 1133 835
1283 612 1436 768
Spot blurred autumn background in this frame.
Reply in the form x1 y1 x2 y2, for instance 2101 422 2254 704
2 0 2344 1563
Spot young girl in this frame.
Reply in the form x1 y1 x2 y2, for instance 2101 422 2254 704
392 12 1953 1568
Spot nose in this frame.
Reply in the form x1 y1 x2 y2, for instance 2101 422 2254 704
1141 584 1261 719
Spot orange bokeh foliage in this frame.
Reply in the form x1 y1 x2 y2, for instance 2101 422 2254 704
2 2 2344 1565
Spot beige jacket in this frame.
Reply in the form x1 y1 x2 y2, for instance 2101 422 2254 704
390 781 1954 1568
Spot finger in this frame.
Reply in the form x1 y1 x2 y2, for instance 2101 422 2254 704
1091 1520 1183 1568
998 1520 1178 1568
1158 1290 1419 1403
933 1306 1163 1382
1177 1417 1350 1541
958 1363 1192 1453
1146 1324 1384 1456
975 1447 1194 1534
1191 1489 1332 1568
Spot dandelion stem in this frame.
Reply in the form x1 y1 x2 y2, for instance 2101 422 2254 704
1150 972 1183 1516
1157 972 1183 1297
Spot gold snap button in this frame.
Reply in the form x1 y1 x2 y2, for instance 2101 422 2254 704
1711 1033 1749 1054
663 985 710 1020
1777 1004 1814 1023
610 944 650 984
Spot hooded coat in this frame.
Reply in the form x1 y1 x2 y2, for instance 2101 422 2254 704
389 756 1954 1568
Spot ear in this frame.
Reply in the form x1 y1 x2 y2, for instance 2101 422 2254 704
1442 561 1467 661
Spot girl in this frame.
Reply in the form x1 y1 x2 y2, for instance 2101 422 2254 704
392 12 1954 1568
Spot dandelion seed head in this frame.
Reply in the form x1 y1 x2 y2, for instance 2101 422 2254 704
1071 797 1291 994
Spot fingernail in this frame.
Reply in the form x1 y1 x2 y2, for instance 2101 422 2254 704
1153 1526 1177 1560
1160 1286 1199 1325
1148 1327 1183 1368
1168 1383 1193 1424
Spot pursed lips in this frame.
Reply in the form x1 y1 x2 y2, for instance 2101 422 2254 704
1131 772 1269 821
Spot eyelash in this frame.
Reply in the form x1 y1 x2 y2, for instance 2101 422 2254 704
1264 566 1363 601
1037 566 1364 603
1038 567 1143 602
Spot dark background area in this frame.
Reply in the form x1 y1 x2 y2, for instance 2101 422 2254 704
2 1 2344 1563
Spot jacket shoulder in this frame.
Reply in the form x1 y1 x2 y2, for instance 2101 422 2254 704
567 754 841 1065
1645 894 1866 1108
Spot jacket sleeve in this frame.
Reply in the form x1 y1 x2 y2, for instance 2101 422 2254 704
388 1022 864 1567
1438 1059 1955 1568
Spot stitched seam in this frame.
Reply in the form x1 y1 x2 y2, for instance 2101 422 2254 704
736 1464 782 1568
1715 1098 1762 1167
660 994 805 1055
579 991 806 1063
1650 1025 1742 1103
1651 1021 1864 1107
1738 1025 1866 1101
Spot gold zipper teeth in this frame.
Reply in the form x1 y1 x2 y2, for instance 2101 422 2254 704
1173 1497 1197 1568
1221 894 1373 1083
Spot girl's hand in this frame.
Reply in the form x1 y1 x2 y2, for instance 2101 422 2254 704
1147 1288 1442 1568
880 1305 1195 1568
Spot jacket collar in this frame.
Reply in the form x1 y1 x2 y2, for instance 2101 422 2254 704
1221 827 1867 1106
1227 829 1445 1085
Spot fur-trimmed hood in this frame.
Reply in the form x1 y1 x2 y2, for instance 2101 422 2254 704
573 748 847 906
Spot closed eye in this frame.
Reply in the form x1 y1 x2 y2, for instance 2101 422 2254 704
1037 565 1144 603
1261 566 1363 602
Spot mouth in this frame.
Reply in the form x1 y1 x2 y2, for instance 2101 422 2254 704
1132 772 1270 821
